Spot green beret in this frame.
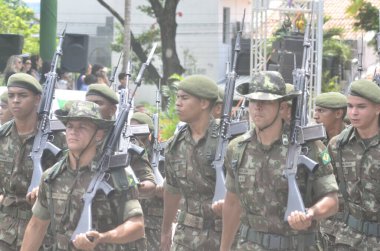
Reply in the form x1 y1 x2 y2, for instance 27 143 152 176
216 86 225 103
86 84 119 104
349 79 380 103
0 91 8 103
315 92 347 109
178 75 218 100
7 73 42 94
131 112 154 131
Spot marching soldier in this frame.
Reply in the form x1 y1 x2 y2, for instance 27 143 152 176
0 73 65 251
0 90 13 124
131 112 165 251
161 75 222 250
85 83 118 120
21 101 145 251
220 71 339 251
328 79 380 250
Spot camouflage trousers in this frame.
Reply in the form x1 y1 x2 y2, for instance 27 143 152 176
171 224 221 251
236 241 322 251
145 227 160 251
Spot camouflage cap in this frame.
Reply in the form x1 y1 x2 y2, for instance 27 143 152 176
86 84 119 104
0 91 8 103
178 75 218 100
7 73 42 94
216 86 225 104
285 83 294 105
348 79 380 104
55 100 114 129
236 71 300 101
131 112 154 131
315 92 347 109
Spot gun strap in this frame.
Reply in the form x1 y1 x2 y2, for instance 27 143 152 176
46 180 57 251
0 120 14 137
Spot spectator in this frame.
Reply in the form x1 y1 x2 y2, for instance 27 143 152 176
22 57 32 73
2 55 23 85
76 63 92 90
30 54 42 81
91 63 109 85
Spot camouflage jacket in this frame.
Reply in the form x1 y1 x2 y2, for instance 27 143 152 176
0 120 66 247
32 153 143 251
164 119 219 219
225 124 338 236
328 125 380 248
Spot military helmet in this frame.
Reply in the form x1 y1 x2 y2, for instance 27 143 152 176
236 71 300 101
55 100 114 129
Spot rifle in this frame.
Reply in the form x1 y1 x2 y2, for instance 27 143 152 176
283 9 326 221
151 80 165 186
373 20 380 86
212 10 249 203
118 60 132 152
110 52 123 91
71 43 157 240
27 30 65 193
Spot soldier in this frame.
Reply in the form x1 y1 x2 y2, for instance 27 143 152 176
161 75 222 251
20 100 145 251
0 73 65 251
328 79 380 250
280 83 294 124
212 86 224 119
313 92 347 145
86 86 156 250
0 90 13 124
220 71 339 251
86 83 118 120
131 112 165 251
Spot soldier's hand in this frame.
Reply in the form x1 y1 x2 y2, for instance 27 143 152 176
26 187 39 205
72 231 101 250
211 200 224 217
155 185 164 198
287 210 314 230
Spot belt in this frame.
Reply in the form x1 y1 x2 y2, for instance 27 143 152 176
345 214 380 237
240 224 316 250
177 211 222 231
0 205 32 220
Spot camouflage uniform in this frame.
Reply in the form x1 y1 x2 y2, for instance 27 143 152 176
327 80 380 250
165 119 222 251
0 73 66 251
225 71 339 251
31 100 144 251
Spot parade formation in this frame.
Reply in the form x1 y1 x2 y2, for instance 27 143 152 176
1 1 380 251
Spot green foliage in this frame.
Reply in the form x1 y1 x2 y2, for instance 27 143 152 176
322 73 340 92
0 0 39 54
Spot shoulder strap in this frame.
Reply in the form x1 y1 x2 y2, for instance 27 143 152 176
0 120 14 137
167 124 187 152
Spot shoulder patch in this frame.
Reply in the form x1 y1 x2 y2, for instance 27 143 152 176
320 148 331 165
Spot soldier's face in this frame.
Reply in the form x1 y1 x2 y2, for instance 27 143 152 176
175 90 211 123
0 101 13 124
66 119 102 154
347 95 380 131
86 95 116 120
249 99 281 128
7 87 40 119
313 106 337 129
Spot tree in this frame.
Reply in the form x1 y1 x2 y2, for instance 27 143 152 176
0 0 40 54
97 0 184 87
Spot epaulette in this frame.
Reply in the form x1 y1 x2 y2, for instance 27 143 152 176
167 123 187 152
0 120 14 137
337 125 354 148
45 152 68 183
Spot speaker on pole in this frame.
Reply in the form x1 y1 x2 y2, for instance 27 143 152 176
61 33 89 73
0 34 24 72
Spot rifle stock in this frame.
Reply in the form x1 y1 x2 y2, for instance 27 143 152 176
71 43 157 241
28 30 65 193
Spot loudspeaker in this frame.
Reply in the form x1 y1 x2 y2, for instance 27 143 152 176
0 34 24 72
61 33 89 73
232 38 250 76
